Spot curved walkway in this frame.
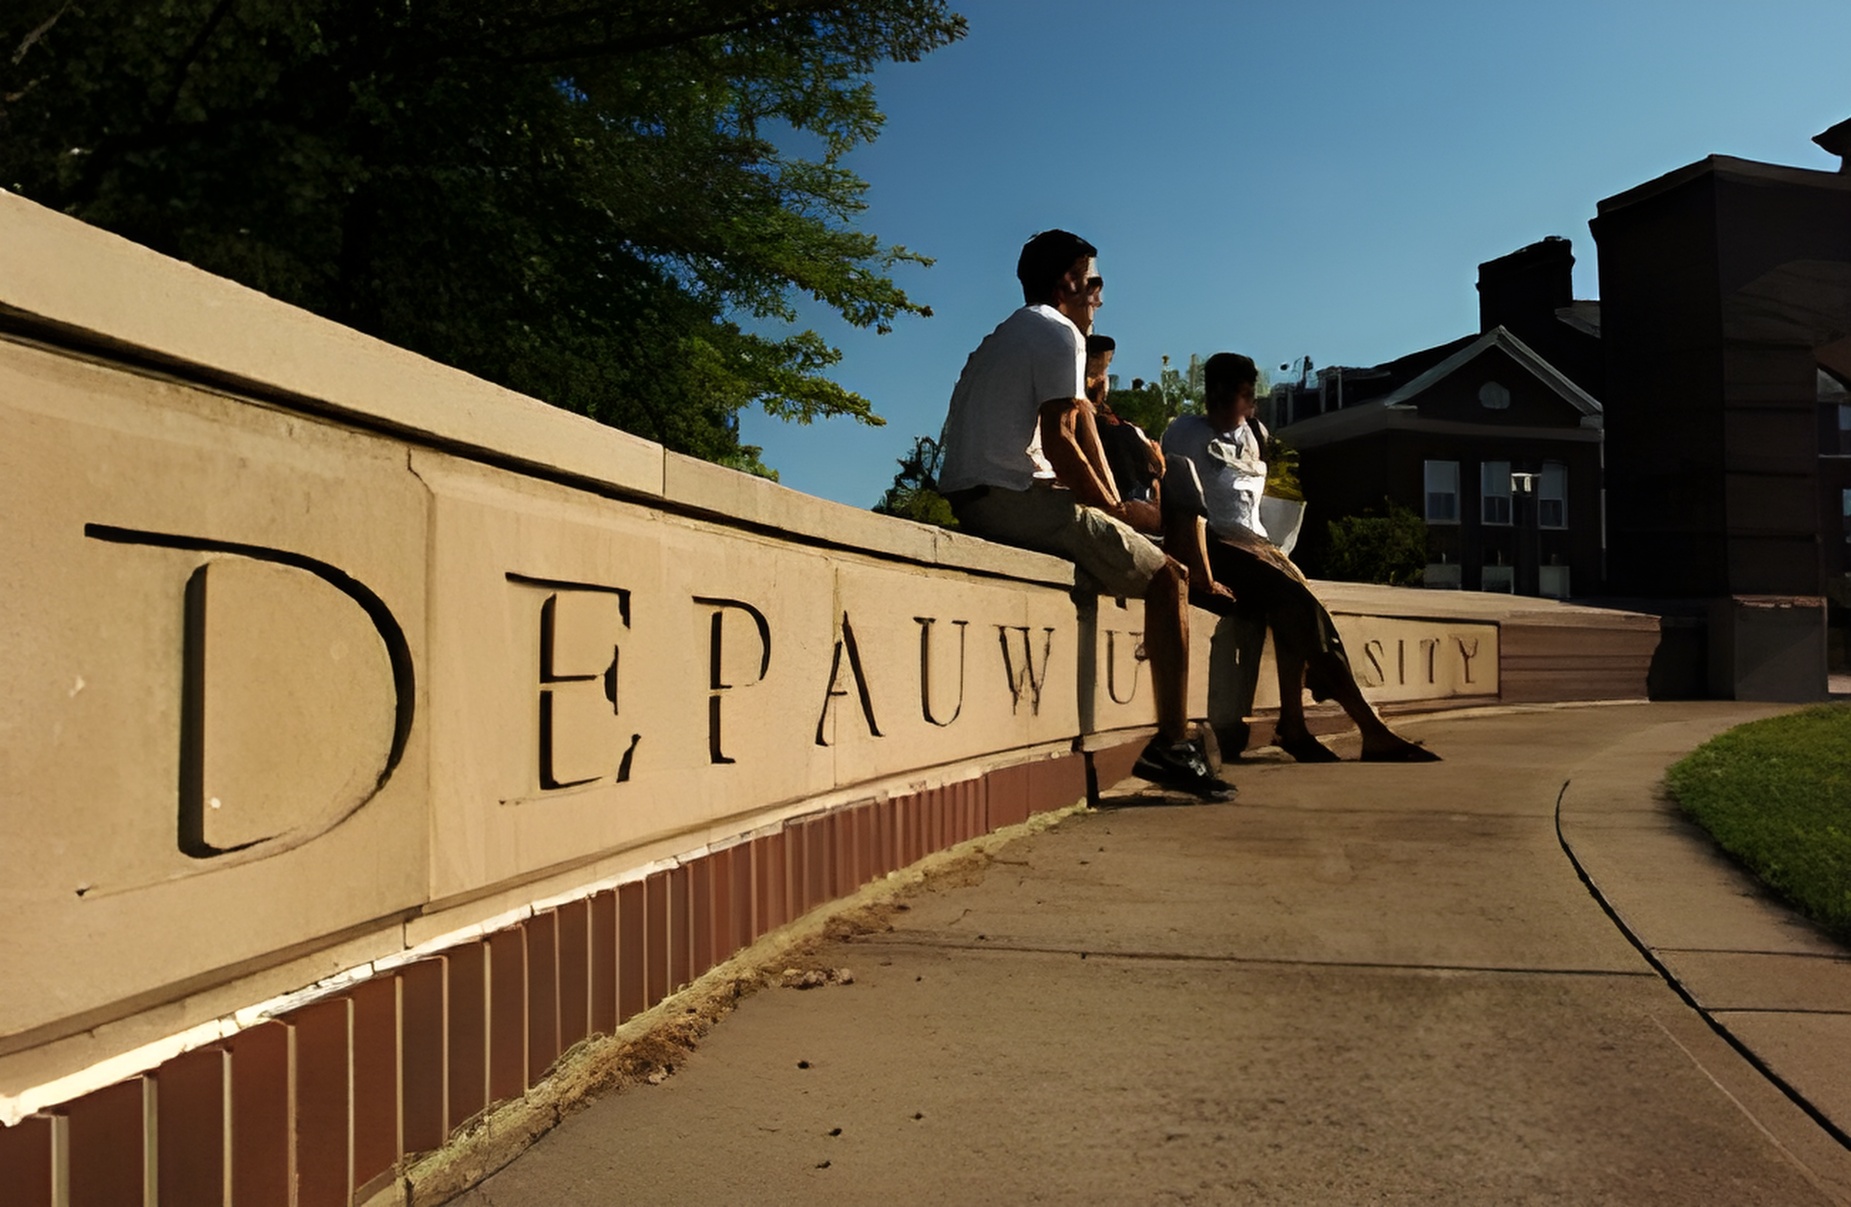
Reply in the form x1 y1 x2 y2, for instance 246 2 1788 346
458 701 1851 1205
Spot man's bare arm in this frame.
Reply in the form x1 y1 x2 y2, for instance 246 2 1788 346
1038 397 1123 513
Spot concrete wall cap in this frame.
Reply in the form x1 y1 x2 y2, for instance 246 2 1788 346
0 189 665 498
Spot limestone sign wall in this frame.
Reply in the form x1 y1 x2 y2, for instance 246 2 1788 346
0 192 1210 1112
0 194 1643 1198
0 319 1122 1087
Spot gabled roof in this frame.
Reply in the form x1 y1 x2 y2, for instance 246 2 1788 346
1374 332 1478 390
1278 325 1603 449
1374 325 1602 415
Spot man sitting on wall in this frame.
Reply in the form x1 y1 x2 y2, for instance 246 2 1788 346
1084 332 1235 608
937 230 1232 799
1162 352 1440 764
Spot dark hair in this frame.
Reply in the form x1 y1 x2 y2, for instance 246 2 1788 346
1017 229 1097 303
1204 352 1259 396
1085 333 1116 357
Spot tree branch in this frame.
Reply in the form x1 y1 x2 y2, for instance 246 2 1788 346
11 3 70 66
55 0 244 210
151 0 240 129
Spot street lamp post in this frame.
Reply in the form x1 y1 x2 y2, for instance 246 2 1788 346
1510 470 1537 596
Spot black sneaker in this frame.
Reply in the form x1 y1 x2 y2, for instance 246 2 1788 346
1132 737 1237 801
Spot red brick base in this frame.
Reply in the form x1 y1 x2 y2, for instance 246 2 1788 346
0 746 1118 1206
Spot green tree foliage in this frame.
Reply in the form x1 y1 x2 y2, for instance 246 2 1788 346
1107 354 1277 440
1320 499 1428 586
1108 353 1203 436
0 0 964 469
872 433 955 526
1264 436 1302 501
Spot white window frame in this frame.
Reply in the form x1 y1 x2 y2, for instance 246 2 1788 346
1538 461 1568 529
1423 562 1462 589
1424 460 1460 525
1481 461 1512 526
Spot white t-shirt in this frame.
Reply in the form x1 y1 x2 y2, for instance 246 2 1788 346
937 304 1085 494
1161 414 1269 541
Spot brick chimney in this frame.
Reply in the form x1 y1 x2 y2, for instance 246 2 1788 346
1476 236 1575 346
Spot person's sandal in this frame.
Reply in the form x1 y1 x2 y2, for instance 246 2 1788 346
1360 740 1441 763
1276 733 1340 763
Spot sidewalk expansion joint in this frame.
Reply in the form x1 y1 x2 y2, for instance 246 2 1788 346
1101 799 1554 821
1656 946 1851 964
1554 776 1851 1153
1705 1006 1851 1017
857 935 1656 980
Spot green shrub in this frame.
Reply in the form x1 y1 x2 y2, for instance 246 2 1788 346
1321 500 1428 586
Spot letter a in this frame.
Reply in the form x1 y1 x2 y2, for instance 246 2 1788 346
816 613 883 746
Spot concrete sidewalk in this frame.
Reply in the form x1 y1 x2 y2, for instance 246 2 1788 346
456 701 1851 1205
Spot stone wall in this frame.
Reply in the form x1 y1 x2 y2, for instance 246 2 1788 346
0 191 1653 1204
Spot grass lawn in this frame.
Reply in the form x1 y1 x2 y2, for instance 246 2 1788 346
1664 704 1851 942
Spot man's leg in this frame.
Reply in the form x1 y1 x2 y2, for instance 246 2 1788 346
957 487 1234 795
1305 651 1436 759
1141 556 1190 744
1050 501 1232 796
1273 647 1311 737
1209 540 1436 762
1131 560 1235 795
1160 459 1235 607
1263 642 1347 762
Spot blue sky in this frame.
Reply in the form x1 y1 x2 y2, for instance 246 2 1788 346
740 0 1850 507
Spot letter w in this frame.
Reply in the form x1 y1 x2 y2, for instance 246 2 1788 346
996 625 1055 716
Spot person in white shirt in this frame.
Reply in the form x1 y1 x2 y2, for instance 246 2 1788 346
1083 333 1238 608
1162 353 1439 764
939 230 1232 798
1162 400 1270 542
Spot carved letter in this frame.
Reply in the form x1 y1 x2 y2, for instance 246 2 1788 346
1396 639 1407 685
526 581 638 789
85 524 414 865
816 613 883 746
1454 635 1480 684
1418 638 1439 684
1360 639 1388 688
694 597 772 764
916 617 968 728
1105 629 1143 705
996 625 1056 716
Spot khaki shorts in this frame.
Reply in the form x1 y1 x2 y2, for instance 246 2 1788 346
953 484 1168 597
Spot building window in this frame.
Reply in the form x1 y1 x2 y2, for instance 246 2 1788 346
1481 564 1514 593
1843 488 1850 542
1839 404 1851 456
1478 381 1510 410
1481 461 1512 525
1425 460 1459 524
1539 461 1568 528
